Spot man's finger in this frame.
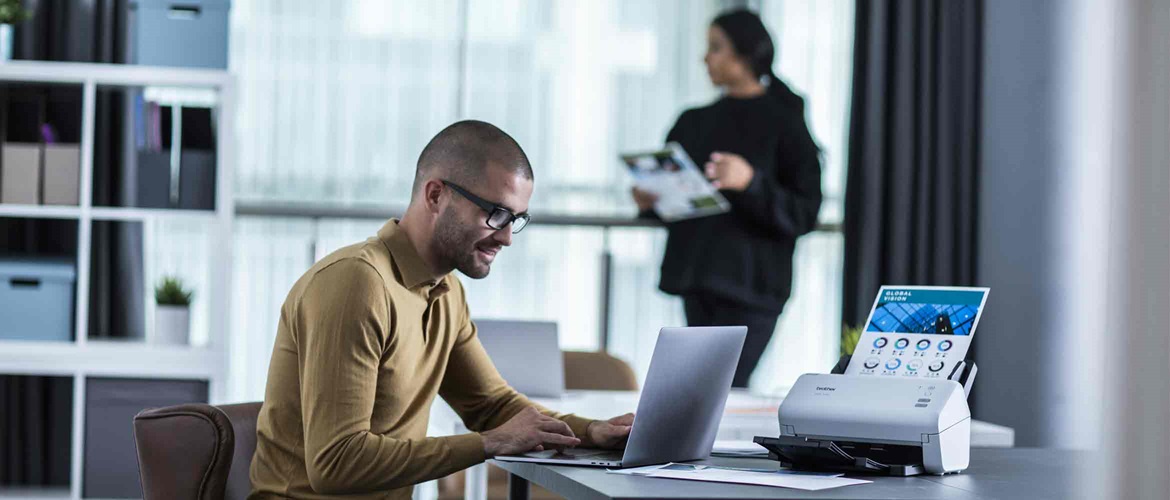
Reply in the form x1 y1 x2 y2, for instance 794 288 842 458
608 413 635 426
539 432 581 446
598 425 632 444
537 419 576 437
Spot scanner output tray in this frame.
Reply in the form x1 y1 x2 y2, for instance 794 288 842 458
753 435 926 477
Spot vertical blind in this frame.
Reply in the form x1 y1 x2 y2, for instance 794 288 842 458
204 0 853 401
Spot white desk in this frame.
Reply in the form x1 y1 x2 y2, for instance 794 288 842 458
427 390 1015 500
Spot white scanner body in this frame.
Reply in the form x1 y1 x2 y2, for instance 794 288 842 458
778 373 971 475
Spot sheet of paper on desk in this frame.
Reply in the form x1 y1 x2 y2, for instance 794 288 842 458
605 463 672 476
711 440 770 457
645 464 870 491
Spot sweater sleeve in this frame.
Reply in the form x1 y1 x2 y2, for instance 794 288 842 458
723 104 823 238
295 259 485 495
438 279 596 445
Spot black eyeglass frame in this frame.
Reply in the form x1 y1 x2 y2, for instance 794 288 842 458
441 181 531 234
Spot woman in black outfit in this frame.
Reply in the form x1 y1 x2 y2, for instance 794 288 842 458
633 9 822 388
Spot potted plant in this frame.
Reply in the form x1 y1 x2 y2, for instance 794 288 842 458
154 276 194 345
0 0 31 62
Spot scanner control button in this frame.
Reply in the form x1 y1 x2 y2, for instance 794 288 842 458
916 339 931 350
873 337 888 348
939 340 953 352
863 357 881 369
907 359 923 371
885 358 902 371
929 360 946 372
894 338 910 350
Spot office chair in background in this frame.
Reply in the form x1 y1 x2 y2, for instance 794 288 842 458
132 402 261 500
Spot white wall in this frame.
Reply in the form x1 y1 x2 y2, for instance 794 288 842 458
977 0 1063 448
1093 0 1170 497
979 3 1170 482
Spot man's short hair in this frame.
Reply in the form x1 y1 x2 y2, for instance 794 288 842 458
412 120 533 198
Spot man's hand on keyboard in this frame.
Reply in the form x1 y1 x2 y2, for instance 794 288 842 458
587 413 635 449
482 407 581 457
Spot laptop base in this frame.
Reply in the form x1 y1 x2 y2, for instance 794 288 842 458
494 448 625 468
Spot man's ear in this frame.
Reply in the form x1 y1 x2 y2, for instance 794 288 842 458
421 178 446 214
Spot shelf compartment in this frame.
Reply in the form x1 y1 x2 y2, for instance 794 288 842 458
90 85 220 212
0 375 73 492
83 376 208 498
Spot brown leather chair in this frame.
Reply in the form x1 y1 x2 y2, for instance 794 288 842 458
133 402 262 500
563 350 638 391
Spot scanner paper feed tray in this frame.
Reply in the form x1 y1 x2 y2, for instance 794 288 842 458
753 435 925 477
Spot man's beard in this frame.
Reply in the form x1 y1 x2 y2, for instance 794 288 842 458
433 208 493 279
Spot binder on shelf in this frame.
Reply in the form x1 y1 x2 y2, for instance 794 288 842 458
178 149 216 210
136 150 172 208
134 98 217 210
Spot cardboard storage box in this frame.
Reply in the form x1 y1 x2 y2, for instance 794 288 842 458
1 143 42 204
43 144 81 206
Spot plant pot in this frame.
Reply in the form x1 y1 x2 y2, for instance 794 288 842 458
0 24 12 63
154 305 190 345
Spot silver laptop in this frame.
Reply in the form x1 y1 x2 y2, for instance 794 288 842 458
475 319 566 398
494 326 747 468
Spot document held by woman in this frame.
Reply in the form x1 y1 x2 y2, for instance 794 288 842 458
621 142 731 221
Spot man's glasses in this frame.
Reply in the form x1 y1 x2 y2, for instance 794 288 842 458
442 181 530 234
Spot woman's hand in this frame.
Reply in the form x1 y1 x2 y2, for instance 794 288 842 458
705 152 755 191
631 187 659 211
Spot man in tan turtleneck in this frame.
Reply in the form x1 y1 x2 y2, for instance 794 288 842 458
249 120 633 499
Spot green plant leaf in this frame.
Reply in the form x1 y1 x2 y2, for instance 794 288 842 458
155 276 194 306
841 324 863 357
0 0 32 25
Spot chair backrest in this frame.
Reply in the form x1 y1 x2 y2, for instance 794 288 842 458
218 402 263 500
562 351 638 391
133 402 262 500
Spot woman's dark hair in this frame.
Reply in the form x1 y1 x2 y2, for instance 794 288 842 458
711 9 801 108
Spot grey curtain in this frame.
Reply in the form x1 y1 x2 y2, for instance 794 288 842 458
14 0 145 340
2 0 143 487
0 376 73 487
842 0 984 327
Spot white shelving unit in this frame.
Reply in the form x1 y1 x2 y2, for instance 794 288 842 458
0 61 235 500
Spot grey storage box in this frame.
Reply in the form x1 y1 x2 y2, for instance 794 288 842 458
2 143 42 204
84 377 208 498
131 0 231 69
43 144 81 206
0 257 76 342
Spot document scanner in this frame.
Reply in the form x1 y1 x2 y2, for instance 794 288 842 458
754 358 977 476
